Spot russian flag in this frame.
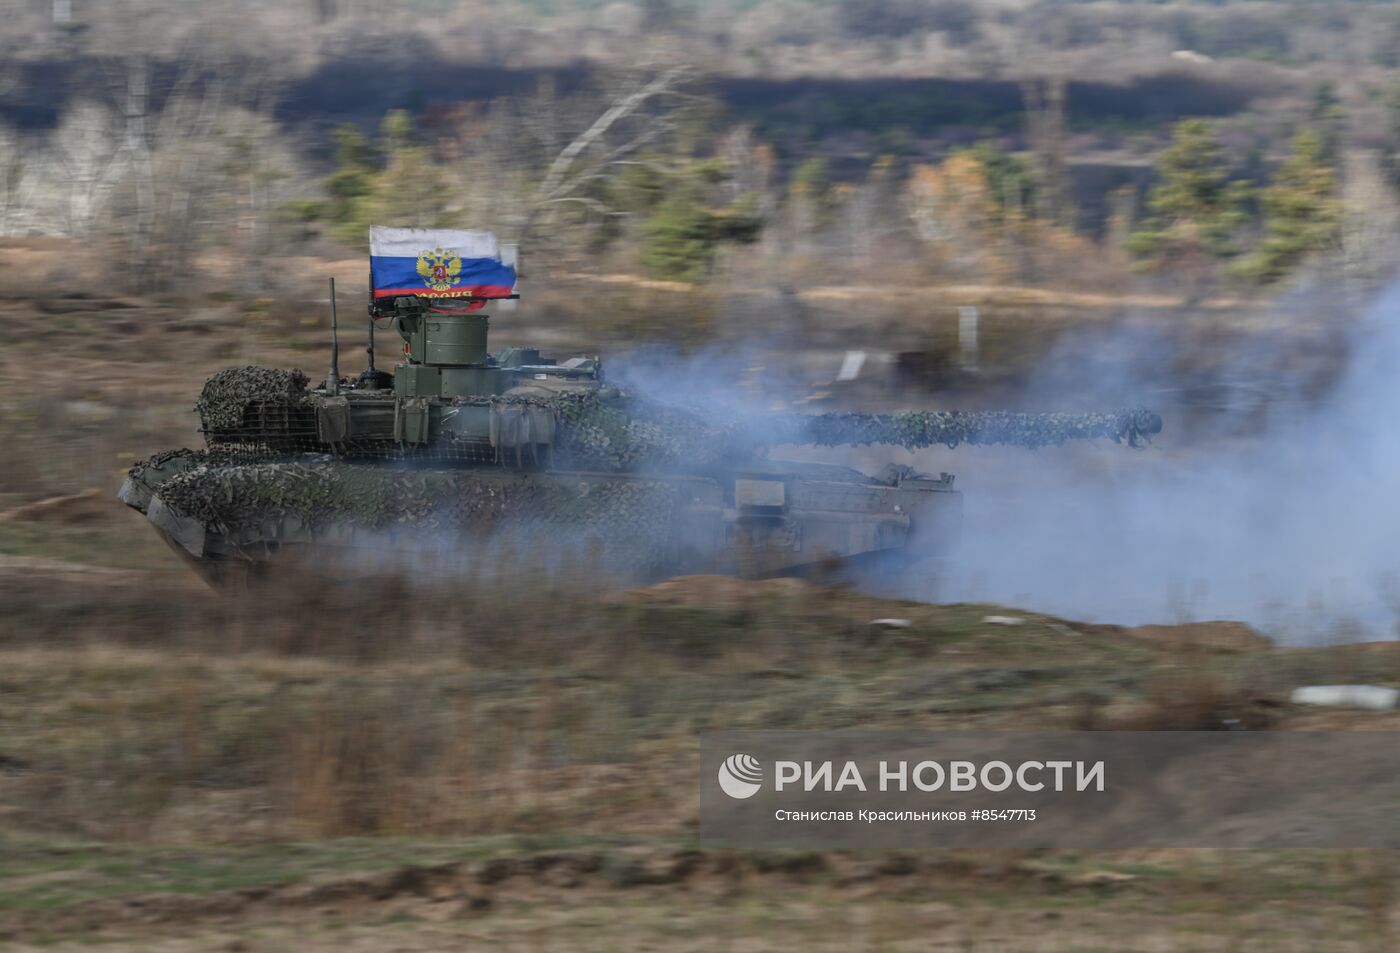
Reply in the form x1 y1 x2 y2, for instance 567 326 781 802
369 226 516 300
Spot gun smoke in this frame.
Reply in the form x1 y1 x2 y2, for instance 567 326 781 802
921 282 1400 643
613 281 1400 645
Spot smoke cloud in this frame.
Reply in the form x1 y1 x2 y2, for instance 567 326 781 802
922 282 1400 643
609 282 1400 644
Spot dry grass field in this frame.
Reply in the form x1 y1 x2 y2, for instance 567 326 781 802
2 557 1399 950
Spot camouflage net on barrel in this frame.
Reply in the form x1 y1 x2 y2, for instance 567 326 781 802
505 393 1161 469
146 458 682 570
760 408 1164 451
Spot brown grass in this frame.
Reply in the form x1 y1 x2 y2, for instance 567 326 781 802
1111 671 1256 731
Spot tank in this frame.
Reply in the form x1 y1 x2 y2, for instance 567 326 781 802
118 290 1161 589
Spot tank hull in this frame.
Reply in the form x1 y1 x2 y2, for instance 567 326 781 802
118 454 962 587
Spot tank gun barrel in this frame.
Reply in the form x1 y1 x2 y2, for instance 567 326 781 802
754 408 1163 451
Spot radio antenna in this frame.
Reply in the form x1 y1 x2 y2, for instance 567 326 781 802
366 291 377 375
327 276 341 395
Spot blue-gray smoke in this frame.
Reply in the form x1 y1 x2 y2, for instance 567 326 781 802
925 282 1400 643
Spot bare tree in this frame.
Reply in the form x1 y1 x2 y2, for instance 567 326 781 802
105 53 159 282
0 126 34 235
1019 72 1071 228
46 0 297 290
516 64 700 249
50 100 124 237
1339 148 1400 299
1009 12 1073 232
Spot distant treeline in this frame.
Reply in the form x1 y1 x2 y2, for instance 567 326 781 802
0 51 1262 155
0 0 1393 309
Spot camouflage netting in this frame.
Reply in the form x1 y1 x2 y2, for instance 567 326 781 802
190 367 1158 468
501 393 1161 469
125 447 208 483
763 408 1164 451
147 460 682 570
195 366 310 432
507 392 741 471
125 390 1159 573
118 448 212 512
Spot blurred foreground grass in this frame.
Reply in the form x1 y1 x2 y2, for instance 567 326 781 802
0 829 1396 951
0 545 1397 948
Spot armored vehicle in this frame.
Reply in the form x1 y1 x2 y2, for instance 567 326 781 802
119 265 1159 589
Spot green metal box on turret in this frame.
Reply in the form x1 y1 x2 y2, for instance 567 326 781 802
119 284 1160 590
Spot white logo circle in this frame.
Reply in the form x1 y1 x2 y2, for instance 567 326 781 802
717 753 763 799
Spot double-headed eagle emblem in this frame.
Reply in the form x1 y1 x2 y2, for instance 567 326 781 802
416 247 462 292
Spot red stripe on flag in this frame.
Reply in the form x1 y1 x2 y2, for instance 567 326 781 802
372 285 515 299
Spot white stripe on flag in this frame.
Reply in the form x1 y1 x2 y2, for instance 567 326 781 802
369 226 502 260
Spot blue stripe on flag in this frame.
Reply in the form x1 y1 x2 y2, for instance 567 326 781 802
370 255 516 297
